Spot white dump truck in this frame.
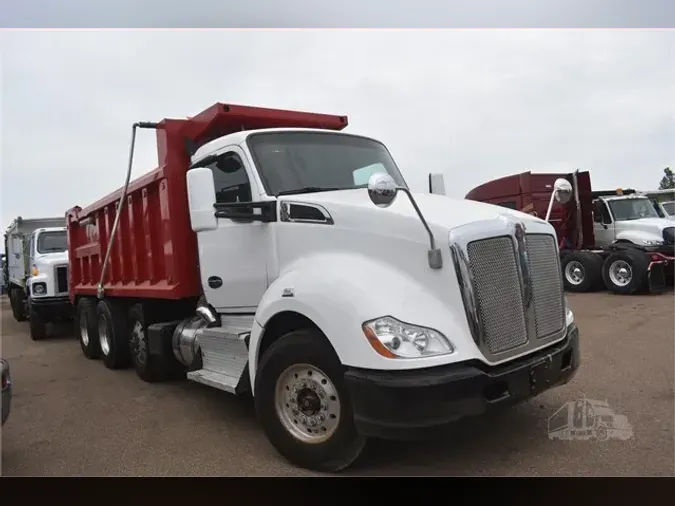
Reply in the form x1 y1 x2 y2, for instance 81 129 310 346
66 103 580 472
4 216 73 339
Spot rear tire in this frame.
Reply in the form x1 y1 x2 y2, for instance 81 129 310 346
96 299 131 370
561 251 603 292
76 298 100 359
128 304 172 383
602 249 649 294
254 329 366 472
29 303 47 340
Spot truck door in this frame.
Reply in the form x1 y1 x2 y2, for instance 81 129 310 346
198 146 268 313
592 199 615 246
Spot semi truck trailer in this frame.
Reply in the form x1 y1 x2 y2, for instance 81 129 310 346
465 170 675 294
66 102 580 472
4 216 73 338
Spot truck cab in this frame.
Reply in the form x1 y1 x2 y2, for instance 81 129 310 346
657 200 675 219
25 227 73 339
592 194 674 248
67 103 581 472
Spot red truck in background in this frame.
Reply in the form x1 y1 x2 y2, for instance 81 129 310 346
465 170 675 295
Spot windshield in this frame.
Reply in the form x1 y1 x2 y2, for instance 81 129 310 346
246 132 408 196
608 198 659 221
662 202 675 217
37 231 67 253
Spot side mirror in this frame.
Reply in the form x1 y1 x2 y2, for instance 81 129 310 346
545 178 574 221
553 178 573 204
367 172 399 208
366 172 443 269
428 173 446 195
187 167 218 232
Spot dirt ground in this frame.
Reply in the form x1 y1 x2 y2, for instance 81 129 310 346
1 292 673 476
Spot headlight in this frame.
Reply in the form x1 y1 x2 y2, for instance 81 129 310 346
33 283 46 295
643 239 663 246
564 295 574 322
31 265 39 276
362 316 454 359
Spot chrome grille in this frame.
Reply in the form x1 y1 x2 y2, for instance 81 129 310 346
526 234 565 339
467 236 528 354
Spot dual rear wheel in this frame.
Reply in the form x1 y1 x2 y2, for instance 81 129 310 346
561 249 651 295
74 297 366 472
75 298 164 375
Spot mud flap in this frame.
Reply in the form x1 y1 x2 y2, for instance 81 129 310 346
648 263 667 293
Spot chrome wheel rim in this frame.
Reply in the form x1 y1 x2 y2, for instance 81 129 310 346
609 260 632 287
130 321 146 365
98 314 111 356
80 313 89 347
275 363 341 444
564 261 585 285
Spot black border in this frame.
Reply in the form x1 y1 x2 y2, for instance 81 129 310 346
1 476 673 500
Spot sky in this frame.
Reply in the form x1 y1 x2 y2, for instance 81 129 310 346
1 28 674 229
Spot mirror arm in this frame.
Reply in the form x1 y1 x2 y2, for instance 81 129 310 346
399 188 443 269
545 190 556 222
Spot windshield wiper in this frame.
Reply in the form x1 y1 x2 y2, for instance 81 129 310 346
277 187 343 196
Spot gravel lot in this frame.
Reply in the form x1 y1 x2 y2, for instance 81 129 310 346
1 292 673 476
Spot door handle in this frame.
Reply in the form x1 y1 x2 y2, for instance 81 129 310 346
207 276 223 289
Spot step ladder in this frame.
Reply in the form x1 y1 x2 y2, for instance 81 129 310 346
186 315 254 395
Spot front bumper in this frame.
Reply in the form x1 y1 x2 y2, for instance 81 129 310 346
30 296 73 320
344 324 580 440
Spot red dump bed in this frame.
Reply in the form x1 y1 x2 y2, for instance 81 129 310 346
465 170 595 250
66 103 348 303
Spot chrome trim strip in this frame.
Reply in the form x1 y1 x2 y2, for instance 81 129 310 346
449 216 567 364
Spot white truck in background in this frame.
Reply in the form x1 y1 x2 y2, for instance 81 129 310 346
640 188 675 220
4 216 73 339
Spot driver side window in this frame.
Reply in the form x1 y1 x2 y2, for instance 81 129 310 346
593 200 612 224
207 152 252 204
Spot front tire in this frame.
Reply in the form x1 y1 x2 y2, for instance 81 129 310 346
10 289 27 322
96 299 131 370
254 329 366 472
29 303 47 340
602 249 650 294
76 298 100 359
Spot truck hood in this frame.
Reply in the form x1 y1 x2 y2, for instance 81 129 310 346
617 217 674 232
34 251 69 267
283 189 545 234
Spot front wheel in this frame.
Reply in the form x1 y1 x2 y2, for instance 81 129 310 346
254 329 366 472
10 289 27 322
